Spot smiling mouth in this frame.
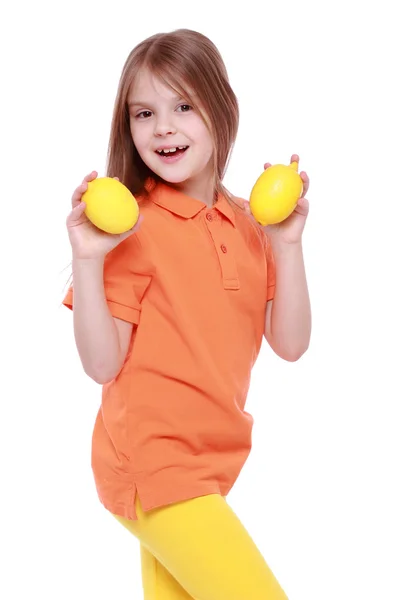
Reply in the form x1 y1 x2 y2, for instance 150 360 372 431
155 145 189 156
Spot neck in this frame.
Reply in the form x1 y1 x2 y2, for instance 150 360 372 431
170 167 217 207
172 182 215 207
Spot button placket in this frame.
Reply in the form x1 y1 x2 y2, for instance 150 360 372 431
205 212 239 290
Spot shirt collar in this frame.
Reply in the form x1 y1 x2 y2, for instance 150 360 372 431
145 178 236 226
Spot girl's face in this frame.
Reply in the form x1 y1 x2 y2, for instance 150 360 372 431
127 69 215 198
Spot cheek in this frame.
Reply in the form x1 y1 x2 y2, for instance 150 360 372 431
130 131 149 163
130 121 138 146
192 122 214 155
201 132 214 159
130 122 140 140
130 120 148 150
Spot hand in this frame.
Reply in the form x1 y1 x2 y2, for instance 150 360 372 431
261 154 310 245
66 171 143 260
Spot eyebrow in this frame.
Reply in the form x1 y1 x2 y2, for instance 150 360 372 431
128 95 184 108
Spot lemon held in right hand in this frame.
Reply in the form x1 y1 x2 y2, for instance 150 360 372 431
82 177 140 234
249 160 303 226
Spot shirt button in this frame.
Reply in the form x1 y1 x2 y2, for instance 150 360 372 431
221 244 227 253
206 213 213 221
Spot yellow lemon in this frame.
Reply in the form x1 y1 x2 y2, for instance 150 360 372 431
83 177 139 234
249 161 303 226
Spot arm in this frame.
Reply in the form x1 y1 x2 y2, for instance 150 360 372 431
72 257 134 384
264 241 311 362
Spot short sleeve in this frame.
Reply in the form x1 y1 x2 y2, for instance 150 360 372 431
264 234 276 302
62 235 152 325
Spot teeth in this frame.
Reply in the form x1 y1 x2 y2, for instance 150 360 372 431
157 146 188 155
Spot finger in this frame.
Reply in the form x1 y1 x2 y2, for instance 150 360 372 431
71 181 89 208
291 154 300 164
300 171 309 197
132 214 143 231
264 162 271 170
81 170 98 184
239 199 251 215
67 201 86 225
295 196 309 215
71 171 97 207
113 176 119 181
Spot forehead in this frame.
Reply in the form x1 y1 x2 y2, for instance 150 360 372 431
128 69 189 103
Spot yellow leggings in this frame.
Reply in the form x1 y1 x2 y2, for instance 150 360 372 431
111 492 288 600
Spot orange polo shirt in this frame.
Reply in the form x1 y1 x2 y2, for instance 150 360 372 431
63 179 275 520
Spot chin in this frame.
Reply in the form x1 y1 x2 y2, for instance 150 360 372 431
150 164 194 184
161 172 193 184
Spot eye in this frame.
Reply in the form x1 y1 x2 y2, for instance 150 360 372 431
136 110 152 119
177 104 192 113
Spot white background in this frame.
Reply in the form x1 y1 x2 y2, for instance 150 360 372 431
1 1 399 599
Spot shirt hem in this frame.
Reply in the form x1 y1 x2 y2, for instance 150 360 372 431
97 479 230 521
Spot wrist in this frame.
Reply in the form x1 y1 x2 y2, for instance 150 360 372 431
72 255 105 270
268 237 303 255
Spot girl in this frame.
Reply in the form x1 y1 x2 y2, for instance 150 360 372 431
63 28 311 600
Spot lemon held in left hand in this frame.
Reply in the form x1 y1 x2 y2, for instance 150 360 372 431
249 161 303 226
82 177 140 234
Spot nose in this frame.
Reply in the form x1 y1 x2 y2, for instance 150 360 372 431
154 114 177 137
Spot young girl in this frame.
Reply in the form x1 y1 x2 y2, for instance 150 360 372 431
63 28 311 600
